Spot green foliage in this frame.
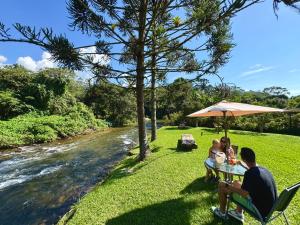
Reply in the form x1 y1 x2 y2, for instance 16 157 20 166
0 91 33 119
0 65 31 91
288 96 300 108
263 86 290 96
0 110 107 149
84 80 136 126
172 16 181 27
145 78 299 135
145 78 208 122
27 124 57 143
0 66 110 148
162 112 184 125
58 127 300 225
47 93 77 115
0 66 76 111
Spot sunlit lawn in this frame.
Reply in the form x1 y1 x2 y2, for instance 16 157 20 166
59 127 300 225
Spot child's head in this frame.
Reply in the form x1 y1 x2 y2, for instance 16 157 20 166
212 139 220 148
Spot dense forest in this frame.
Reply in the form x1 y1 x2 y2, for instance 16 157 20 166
85 76 300 135
144 78 300 135
0 66 299 149
0 66 107 149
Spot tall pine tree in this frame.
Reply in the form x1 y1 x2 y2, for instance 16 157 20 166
1 0 296 160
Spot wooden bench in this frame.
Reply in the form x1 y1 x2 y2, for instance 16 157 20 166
177 134 198 151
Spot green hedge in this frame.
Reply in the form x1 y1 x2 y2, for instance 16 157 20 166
0 109 107 149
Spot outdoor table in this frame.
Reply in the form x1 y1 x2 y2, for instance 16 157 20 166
204 158 247 182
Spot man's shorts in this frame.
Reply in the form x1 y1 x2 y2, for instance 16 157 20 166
231 193 257 215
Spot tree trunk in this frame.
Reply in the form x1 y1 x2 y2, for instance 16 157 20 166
259 124 264 133
150 65 157 141
150 31 157 142
259 116 265 133
136 0 148 161
136 62 148 161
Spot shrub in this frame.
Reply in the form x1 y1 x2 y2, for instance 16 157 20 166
27 125 58 143
0 91 32 119
0 111 107 149
162 112 184 125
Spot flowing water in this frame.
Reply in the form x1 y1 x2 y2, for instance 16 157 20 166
0 127 138 225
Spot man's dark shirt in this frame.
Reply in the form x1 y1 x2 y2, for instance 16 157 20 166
241 166 277 218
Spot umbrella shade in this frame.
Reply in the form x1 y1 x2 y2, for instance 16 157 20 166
187 100 286 138
187 100 285 117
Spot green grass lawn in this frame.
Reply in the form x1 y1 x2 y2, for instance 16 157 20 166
59 127 300 225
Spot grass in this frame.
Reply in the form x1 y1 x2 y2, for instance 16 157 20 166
59 127 300 225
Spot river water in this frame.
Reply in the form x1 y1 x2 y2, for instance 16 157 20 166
0 127 138 225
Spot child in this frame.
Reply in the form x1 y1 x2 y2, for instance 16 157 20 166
205 139 221 182
220 136 236 162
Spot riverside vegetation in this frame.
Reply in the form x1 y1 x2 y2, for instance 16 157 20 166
0 66 108 149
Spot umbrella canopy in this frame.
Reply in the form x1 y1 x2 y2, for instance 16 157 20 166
187 100 286 138
187 100 285 117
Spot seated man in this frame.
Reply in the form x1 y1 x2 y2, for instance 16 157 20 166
212 147 278 222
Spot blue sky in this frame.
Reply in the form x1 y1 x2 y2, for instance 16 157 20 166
0 1 299 96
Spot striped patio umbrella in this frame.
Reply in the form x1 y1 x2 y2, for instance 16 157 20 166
187 100 286 138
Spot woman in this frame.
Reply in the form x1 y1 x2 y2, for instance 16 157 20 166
220 136 235 161
219 136 236 181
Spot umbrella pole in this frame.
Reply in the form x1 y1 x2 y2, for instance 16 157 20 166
223 111 227 139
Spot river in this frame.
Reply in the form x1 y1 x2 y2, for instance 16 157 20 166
0 127 138 225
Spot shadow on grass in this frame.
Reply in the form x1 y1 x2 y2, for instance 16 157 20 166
164 127 193 131
230 130 267 136
180 177 217 194
201 217 242 225
151 146 162 153
106 198 197 225
180 178 241 225
201 128 219 134
106 150 173 182
168 147 198 153
105 196 240 225
105 157 139 180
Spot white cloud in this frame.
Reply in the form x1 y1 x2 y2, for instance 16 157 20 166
75 70 95 80
240 64 274 77
75 46 110 80
78 46 110 65
249 64 262 69
14 47 109 80
0 55 7 64
36 51 56 69
17 56 39 71
16 51 56 71
289 69 300 73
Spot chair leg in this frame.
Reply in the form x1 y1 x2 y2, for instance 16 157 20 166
223 172 227 181
225 195 231 218
282 212 290 225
